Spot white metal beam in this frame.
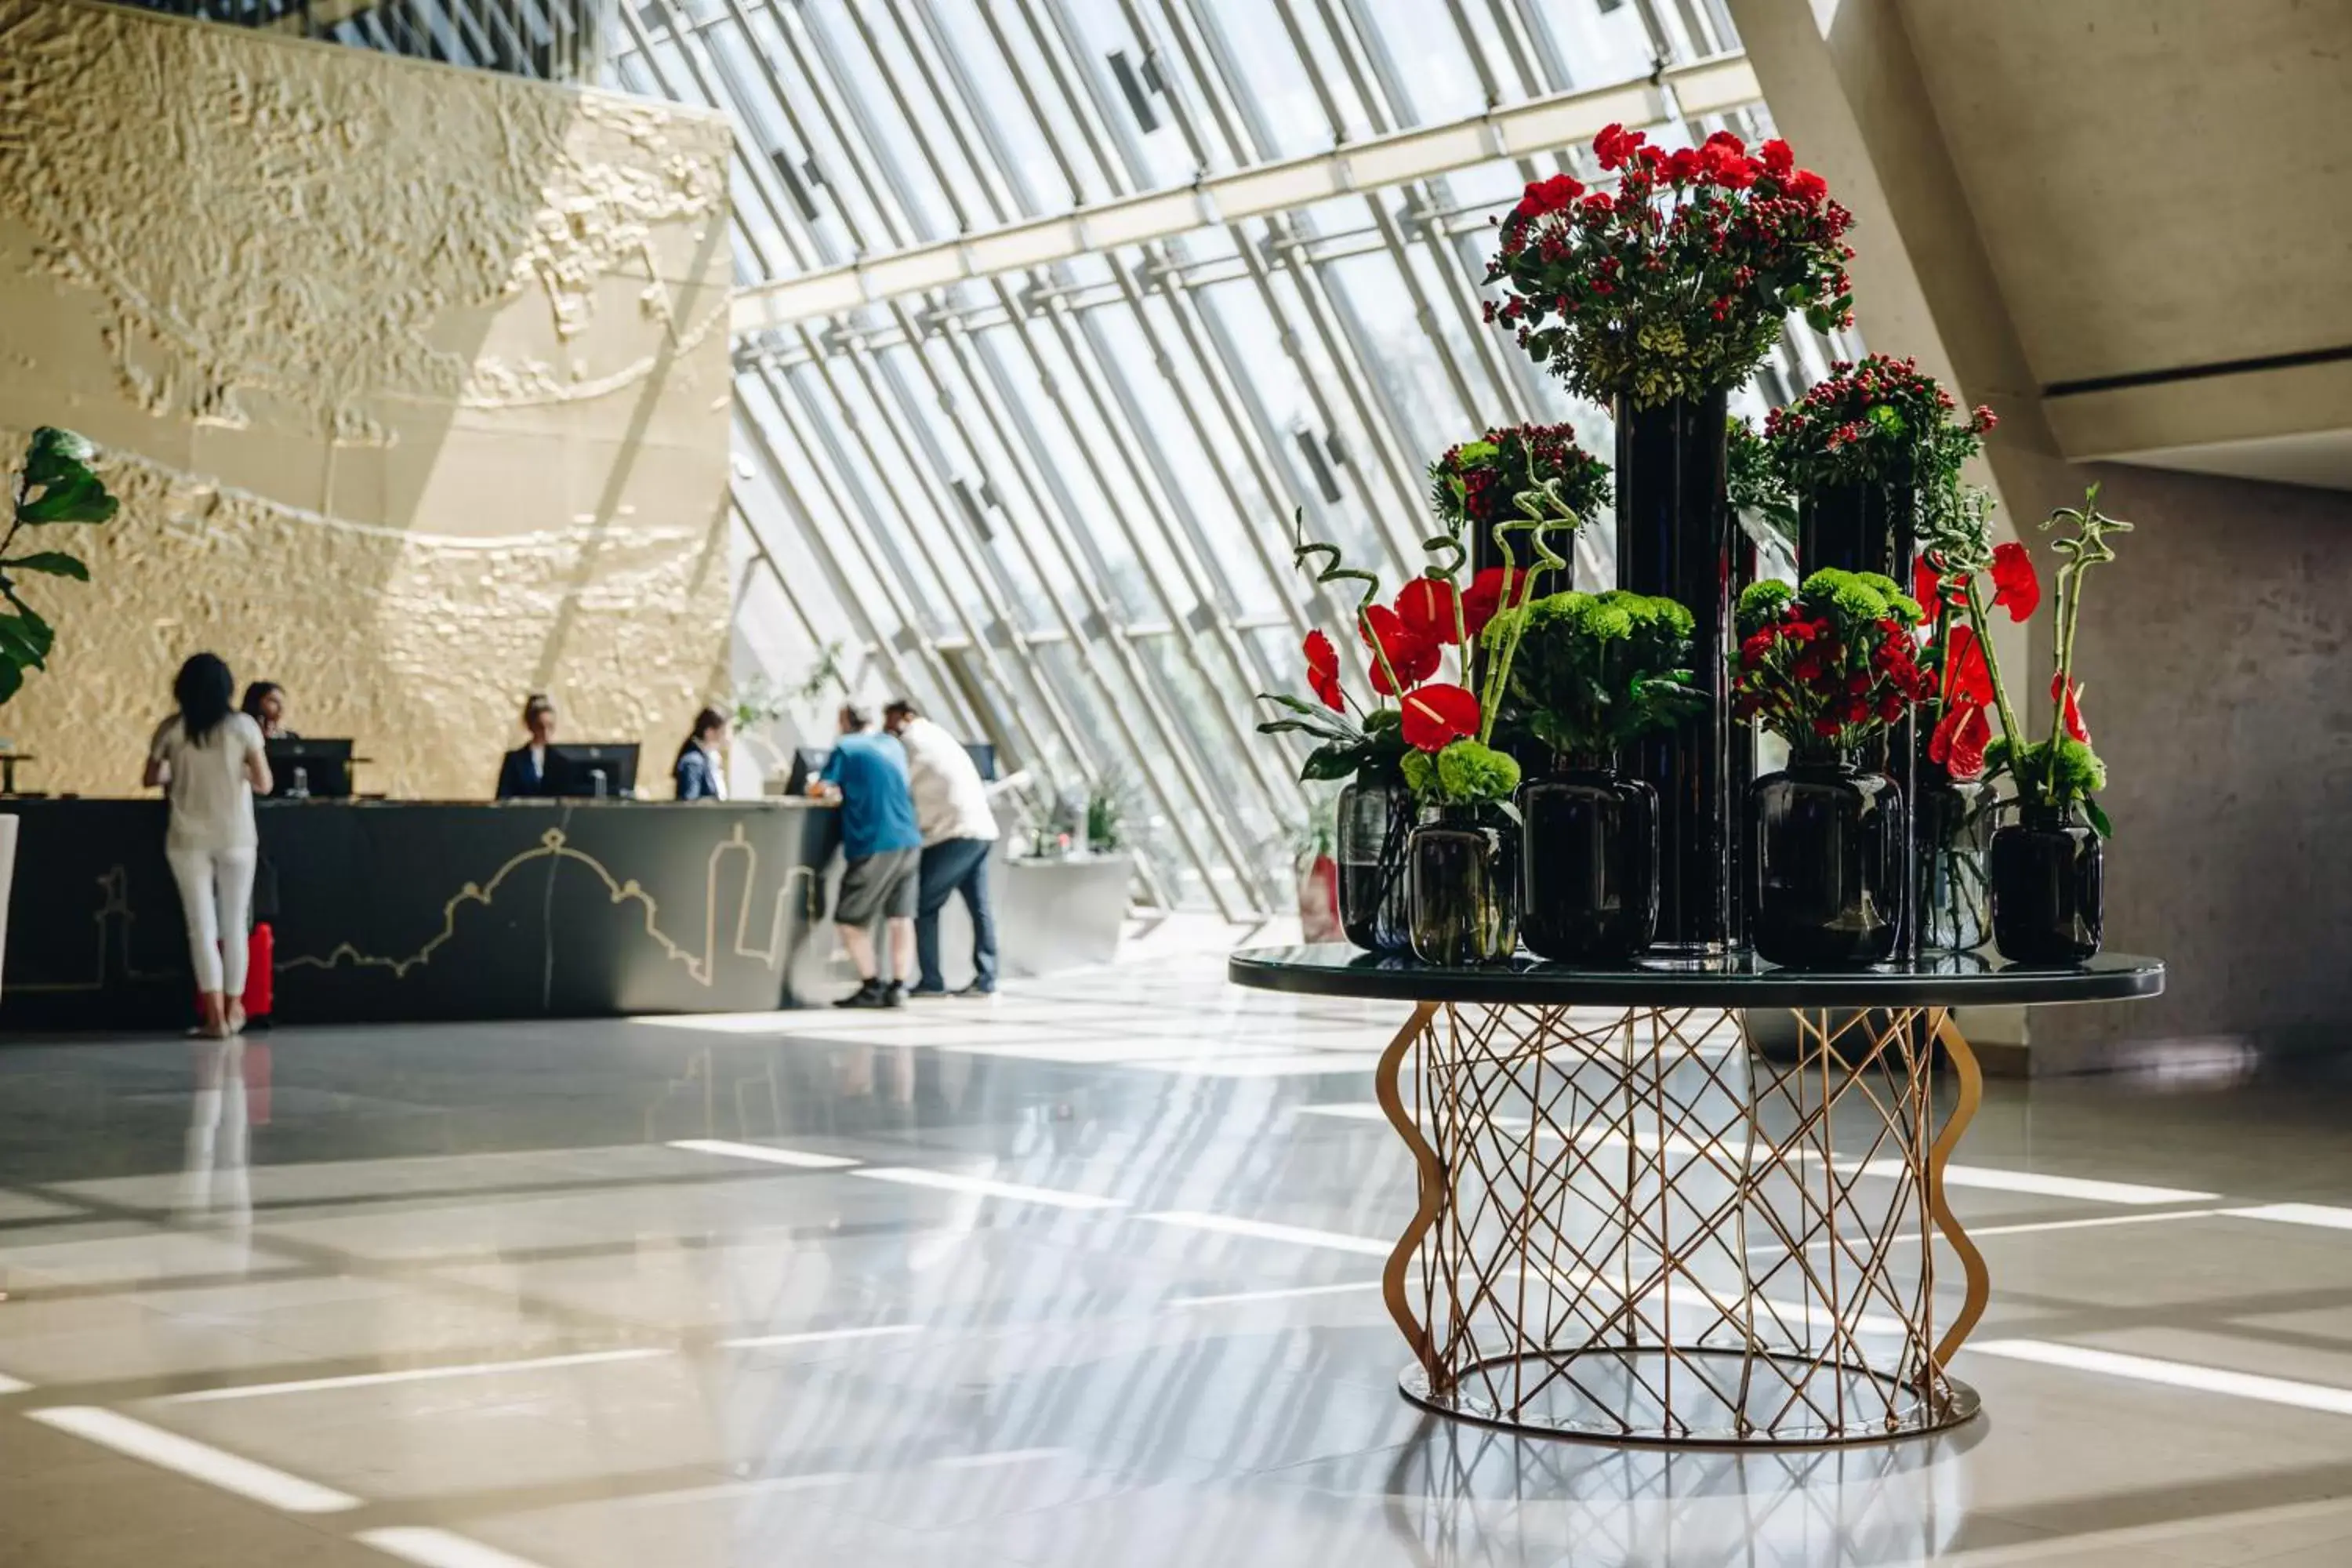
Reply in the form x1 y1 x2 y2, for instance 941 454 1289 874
731 53 1760 336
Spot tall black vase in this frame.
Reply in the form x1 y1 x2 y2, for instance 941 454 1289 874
1797 477 1917 583
1798 477 1921 949
1990 804 2103 965
1615 390 1732 953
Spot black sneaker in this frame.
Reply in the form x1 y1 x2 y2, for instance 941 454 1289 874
834 979 887 1009
881 982 908 1009
953 982 996 999
906 985 950 1000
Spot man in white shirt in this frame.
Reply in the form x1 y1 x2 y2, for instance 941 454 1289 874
884 700 999 997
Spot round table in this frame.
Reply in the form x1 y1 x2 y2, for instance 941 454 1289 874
1230 946 2164 1448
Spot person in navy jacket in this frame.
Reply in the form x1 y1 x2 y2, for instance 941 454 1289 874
495 694 561 799
673 706 730 800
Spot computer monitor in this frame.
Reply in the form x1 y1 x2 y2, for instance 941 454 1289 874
545 742 640 799
265 739 352 799
782 747 830 797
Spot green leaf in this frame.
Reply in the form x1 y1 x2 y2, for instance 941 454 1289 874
0 610 53 671
2083 797 2113 838
1299 748 1360 782
1 551 89 580
0 658 20 706
15 430 119 526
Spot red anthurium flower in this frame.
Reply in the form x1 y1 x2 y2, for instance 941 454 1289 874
1913 557 1942 615
1399 683 1479 753
1941 622 1994 707
1395 577 1461 644
1460 565 1534 638
1928 699 1991 781
1360 604 1440 695
1303 630 1345 713
2052 673 2089 742
1989 541 2040 621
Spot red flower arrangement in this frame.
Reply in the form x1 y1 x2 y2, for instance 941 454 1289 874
1484 125 1855 408
1915 486 2132 832
1428 424 1611 540
1762 354 1995 495
1733 569 1933 751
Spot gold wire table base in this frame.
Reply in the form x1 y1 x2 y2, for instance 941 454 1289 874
1375 1000 1990 1447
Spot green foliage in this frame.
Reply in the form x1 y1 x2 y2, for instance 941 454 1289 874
16 428 119 528
1726 418 1796 543
1486 590 1704 757
1737 568 1919 638
1257 698 1406 786
2 426 116 710
1986 735 2110 833
1404 739 1522 805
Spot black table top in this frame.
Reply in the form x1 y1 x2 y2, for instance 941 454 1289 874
1229 946 2165 1007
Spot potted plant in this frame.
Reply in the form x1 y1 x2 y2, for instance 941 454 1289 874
0 427 118 993
1733 570 1933 967
1921 488 2130 964
1763 354 1996 580
1387 486 1591 965
1486 125 1855 950
1482 590 1703 963
1428 421 1610 562
1255 522 1415 953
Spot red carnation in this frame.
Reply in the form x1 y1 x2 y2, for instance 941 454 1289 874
1304 630 1345 713
1593 122 1647 171
1788 168 1828 202
1400 683 1479 753
1667 147 1703 183
2052 673 2090 742
1396 577 1461 644
1514 172 1584 219
1760 138 1795 176
1928 699 1991 781
1990 541 2041 621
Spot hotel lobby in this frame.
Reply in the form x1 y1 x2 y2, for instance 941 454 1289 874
2 2 2350 1566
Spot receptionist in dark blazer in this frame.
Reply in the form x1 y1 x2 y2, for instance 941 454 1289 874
495 694 561 799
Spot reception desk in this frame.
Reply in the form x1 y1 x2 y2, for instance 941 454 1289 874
0 798 841 1029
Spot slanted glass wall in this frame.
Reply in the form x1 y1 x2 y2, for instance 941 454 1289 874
615 0 1849 917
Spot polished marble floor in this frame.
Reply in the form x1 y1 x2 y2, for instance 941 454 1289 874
5 955 2352 1566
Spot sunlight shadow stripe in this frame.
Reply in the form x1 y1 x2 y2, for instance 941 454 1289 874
27 1406 361 1513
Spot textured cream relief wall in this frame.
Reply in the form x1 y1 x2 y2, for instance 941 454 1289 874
0 1 735 799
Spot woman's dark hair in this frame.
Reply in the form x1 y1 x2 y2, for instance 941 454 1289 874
674 706 728 768
240 681 282 723
522 693 555 727
175 653 236 746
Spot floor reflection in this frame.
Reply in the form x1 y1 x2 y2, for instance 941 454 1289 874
178 1037 253 1231
1371 1414 1973 1566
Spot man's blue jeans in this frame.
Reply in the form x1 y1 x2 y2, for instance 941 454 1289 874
915 837 997 993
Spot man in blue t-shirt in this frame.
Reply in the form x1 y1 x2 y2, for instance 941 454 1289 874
811 702 924 1007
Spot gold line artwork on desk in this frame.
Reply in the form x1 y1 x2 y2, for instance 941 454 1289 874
277 825 820 987
5 866 190 993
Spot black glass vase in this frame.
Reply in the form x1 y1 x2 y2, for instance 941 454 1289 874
1335 776 1414 953
1797 477 1918 583
1915 768 1991 953
1518 758 1657 964
1408 802 1521 966
1750 750 1906 969
1615 390 1733 953
1990 804 2103 965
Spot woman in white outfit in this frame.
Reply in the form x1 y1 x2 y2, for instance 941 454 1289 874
143 653 271 1040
